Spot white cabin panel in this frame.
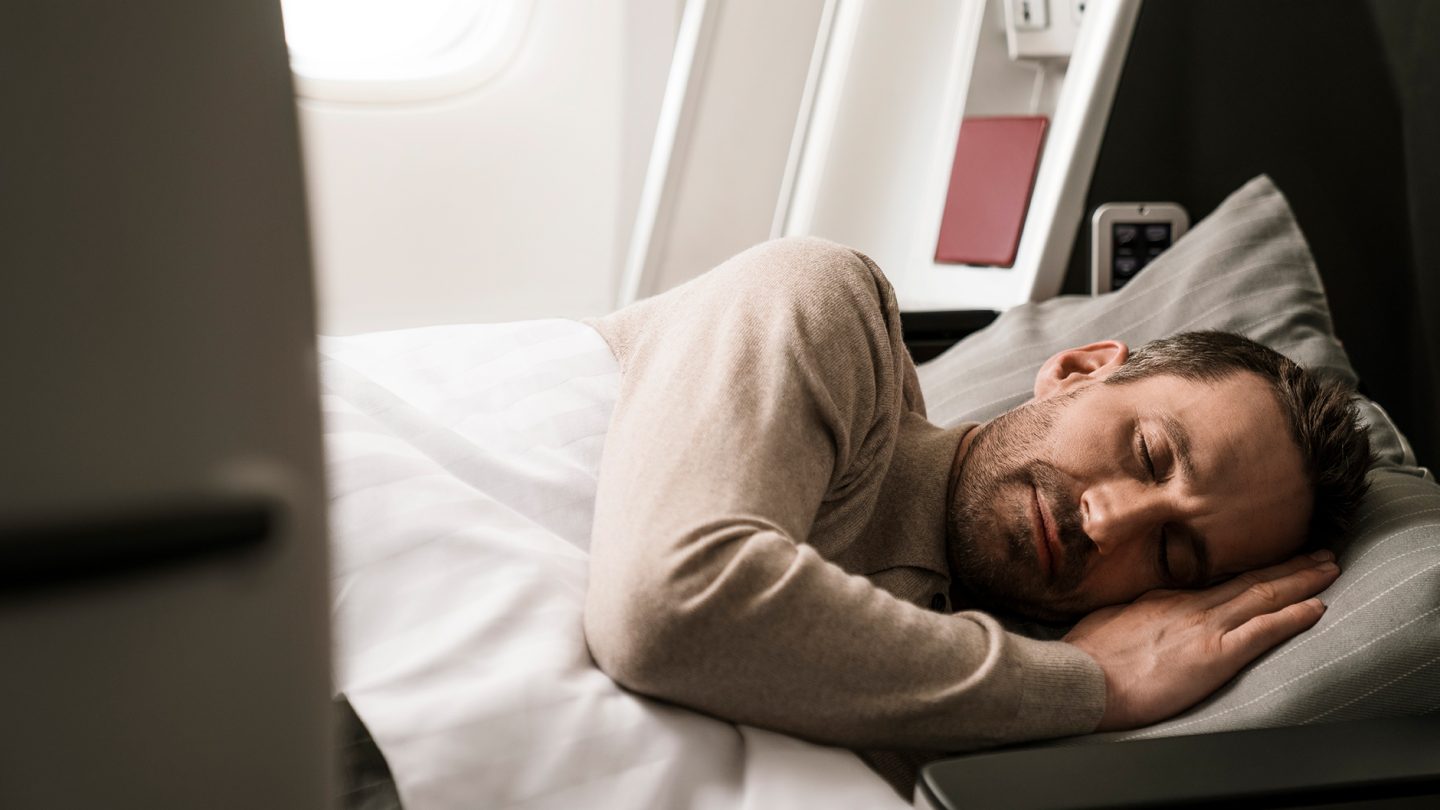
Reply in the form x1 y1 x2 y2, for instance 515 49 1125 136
298 0 680 335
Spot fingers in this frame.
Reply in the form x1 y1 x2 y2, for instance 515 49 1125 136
1209 556 1340 630
1199 549 1336 609
1222 597 1328 665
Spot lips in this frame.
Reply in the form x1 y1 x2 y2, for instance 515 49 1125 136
1030 484 1062 579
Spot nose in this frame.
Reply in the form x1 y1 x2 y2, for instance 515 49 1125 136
1080 479 1170 555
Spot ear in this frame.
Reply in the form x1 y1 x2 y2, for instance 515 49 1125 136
1033 340 1129 399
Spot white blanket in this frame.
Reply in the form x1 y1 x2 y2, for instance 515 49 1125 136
320 320 905 810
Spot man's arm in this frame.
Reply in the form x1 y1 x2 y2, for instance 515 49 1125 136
583 238 1105 751
1066 551 1340 731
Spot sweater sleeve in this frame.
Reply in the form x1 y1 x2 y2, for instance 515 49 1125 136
583 237 1104 751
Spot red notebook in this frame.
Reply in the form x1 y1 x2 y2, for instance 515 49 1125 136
934 116 1048 267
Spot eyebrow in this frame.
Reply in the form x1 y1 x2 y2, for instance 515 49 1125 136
1159 414 1211 584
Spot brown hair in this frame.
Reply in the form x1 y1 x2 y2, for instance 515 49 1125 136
1104 331 1375 547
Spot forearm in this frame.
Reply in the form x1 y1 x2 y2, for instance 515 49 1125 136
585 520 1105 751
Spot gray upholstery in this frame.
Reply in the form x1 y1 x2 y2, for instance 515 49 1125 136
917 175 1440 739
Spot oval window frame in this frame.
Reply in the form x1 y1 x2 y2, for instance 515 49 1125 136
285 0 533 103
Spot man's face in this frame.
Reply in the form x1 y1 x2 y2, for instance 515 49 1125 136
947 362 1313 623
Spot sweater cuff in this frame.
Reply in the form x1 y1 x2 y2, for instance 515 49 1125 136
1004 634 1107 739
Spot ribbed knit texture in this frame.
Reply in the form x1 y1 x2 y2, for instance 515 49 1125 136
582 237 1105 798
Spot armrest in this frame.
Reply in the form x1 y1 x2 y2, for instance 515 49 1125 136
916 715 1440 809
900 310 999 363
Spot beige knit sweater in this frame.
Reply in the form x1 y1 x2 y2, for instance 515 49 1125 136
582 237 1104 795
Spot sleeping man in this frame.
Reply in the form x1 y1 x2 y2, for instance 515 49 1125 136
581 237 1375 796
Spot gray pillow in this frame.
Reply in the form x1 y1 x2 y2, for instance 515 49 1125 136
917 175 1440 739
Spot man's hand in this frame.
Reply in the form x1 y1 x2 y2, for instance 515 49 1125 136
1063 550 1341 732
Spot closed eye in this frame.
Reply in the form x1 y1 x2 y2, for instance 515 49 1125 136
1138 429 1176 582
1138 430 1157 480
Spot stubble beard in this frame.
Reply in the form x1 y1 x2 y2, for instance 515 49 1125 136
947 392 1089 623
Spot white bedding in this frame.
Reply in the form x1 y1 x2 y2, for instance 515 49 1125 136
320 319 906 810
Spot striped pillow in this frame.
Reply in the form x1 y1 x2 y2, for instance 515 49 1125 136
917 175 1440 737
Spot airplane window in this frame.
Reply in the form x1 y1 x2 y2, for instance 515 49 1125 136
280 0 530 102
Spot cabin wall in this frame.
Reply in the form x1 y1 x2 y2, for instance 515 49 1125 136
299 0 681 335
1369 0 1440 467
299 0 1438 463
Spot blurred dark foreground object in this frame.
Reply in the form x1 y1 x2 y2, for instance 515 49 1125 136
917 714 1440 809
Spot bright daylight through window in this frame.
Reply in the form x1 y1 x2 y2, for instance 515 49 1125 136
279 0 529 102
